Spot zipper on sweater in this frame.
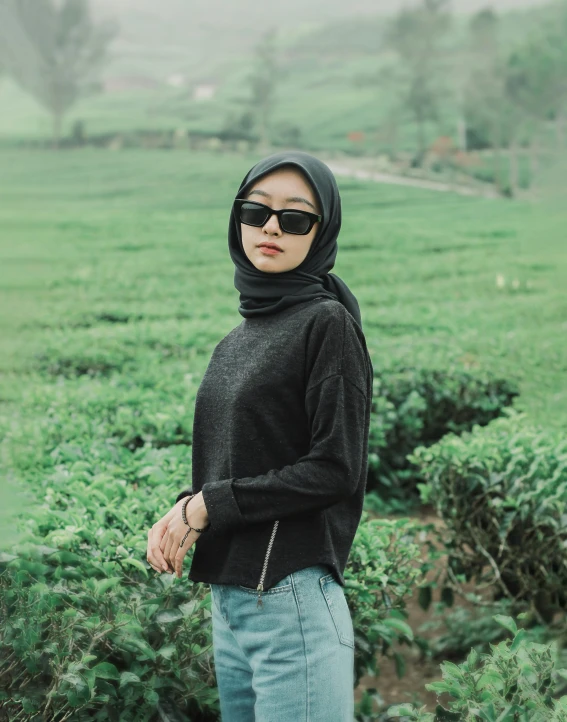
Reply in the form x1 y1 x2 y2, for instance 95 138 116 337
256 520 279 609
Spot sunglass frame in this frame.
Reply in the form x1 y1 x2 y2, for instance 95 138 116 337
234 198 322 235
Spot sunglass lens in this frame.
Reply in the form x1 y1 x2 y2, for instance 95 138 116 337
281 211 311 234
240 202 269 226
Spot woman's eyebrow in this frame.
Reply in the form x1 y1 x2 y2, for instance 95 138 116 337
248 189 317 212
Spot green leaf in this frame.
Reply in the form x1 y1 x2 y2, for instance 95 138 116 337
473 702 496 721
92 662 120 680
492 615 517 636
119 671 141 688
0 552 18 563
477 671 505 690
155 609 184 624
466 647 479 670
139 595 168 606
387 703 419 718
393 651 406 679
494 706 521 722
61 672 88 692
382 617 414 641
157 644 177 660
426 681 453 694
121 557 149 577
144 688 160 705
93 577 123 596
129 637 156 661
510 628 527 652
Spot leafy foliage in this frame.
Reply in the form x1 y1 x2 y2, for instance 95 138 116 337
411 411 567 622
418 603 516 662
367 366 519 497
1 388 433 718
387 613 567 721
346 512 439 687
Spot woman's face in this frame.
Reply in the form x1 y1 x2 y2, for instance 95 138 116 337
240 167 321 273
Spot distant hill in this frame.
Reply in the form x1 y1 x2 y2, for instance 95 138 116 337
91 0 556 80
0 0 560 150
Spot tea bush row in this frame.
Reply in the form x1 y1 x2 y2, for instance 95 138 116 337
411 410 567 623
368 366 519 498
1 401 434 720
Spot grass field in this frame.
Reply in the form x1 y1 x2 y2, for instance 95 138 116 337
0 147 566 437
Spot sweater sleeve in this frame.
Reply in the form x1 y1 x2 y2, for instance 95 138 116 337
200 306 371 534
175 488 193 504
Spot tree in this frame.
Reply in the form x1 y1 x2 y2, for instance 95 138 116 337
500 4 567 187
385 0 452 159
524 2 567 148
461 9 526 193
462 8 504 152
453 8 501 152
0 0 117 147
246 27 282 153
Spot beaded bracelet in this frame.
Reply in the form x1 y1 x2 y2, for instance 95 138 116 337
180 494 210 548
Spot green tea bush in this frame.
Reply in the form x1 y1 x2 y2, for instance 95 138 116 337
418 603 517 662
387 614 567 721
0 445 217 720
347 513 439 688
367 367 519 496
1 403 435 720
410 411 567 622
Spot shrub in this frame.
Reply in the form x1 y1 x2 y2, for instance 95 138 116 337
367 367 519 497
410 411 567 622
387 613 567 721
418 603 516 662
347 513 440 689
1 442 435 720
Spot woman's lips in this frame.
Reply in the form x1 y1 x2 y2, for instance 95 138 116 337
259 246 283 255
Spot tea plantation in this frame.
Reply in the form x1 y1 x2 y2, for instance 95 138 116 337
1 149 566 720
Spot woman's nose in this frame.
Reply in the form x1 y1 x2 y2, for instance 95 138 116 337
263 212 282 234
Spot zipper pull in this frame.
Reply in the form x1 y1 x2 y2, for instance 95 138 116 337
256 583 264 609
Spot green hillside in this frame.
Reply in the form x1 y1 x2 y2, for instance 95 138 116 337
0 3 560 155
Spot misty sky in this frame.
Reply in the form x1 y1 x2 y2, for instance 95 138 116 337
96 0 552 14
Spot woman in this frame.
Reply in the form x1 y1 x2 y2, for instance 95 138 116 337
146 150 373 721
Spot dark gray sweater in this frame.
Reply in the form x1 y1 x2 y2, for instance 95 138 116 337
175 297 373 592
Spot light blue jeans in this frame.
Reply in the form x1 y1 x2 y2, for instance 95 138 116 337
209 564 355 722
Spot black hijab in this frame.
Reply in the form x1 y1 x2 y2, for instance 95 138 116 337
229 150 364 330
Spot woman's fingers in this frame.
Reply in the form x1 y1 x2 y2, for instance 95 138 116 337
147 523 171 573
146 502 200 577
163 529 175 570
174 532 196 578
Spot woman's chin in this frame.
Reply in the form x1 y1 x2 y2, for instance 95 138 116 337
254 255 288 272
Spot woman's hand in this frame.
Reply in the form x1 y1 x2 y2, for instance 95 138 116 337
146 493 209 579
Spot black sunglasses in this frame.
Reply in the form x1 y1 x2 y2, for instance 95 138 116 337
234 198 322 236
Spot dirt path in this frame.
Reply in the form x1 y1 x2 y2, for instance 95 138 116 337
321 159 502 199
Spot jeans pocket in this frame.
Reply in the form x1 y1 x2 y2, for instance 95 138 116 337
320 574 355 649
238 572 292 594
